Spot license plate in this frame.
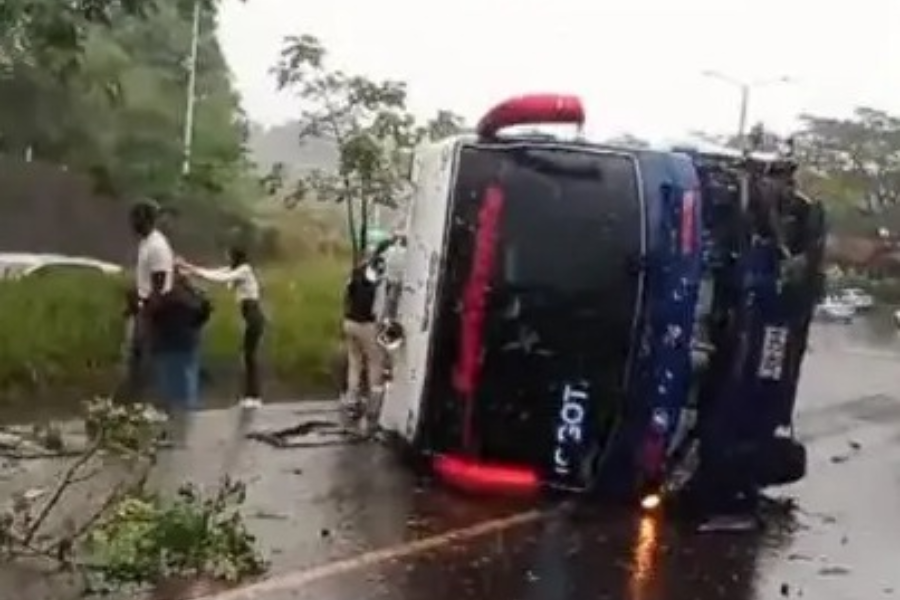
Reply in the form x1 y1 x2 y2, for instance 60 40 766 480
549 382 591 490
758 326 789 381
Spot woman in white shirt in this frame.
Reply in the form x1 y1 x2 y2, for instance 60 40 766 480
179 246 265 409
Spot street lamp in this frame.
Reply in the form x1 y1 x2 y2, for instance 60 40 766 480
181 0 202 176
702 70 793 150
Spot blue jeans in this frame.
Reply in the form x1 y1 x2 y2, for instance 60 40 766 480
153 346 200 411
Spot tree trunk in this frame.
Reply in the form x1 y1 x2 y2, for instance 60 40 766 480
345 197 359 264
359 197 370 258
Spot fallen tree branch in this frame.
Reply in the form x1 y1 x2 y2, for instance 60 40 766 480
68 459 153 544
22 442 101 546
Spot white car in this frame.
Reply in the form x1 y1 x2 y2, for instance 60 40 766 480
815 296 856 323
837 287 874 311
0 253 122 280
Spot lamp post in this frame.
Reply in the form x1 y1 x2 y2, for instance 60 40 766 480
181 0 202 176
702 70 793 150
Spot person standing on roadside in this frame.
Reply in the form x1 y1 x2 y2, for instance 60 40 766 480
178 245 265 410
130 200 202 415
342 252 385 435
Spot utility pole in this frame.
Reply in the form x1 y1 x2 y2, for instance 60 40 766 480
181 0 201 176
736 83 749 148
702 71 792 151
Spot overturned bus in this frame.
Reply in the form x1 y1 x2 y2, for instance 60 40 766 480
374 94 824 511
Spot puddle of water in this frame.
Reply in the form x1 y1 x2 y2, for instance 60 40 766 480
812 309 900 353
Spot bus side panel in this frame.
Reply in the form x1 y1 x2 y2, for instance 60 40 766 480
379 140 459 442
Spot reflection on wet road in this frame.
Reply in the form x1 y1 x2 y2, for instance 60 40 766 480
196 388 899 600
3 321 900 600
194 322 900 600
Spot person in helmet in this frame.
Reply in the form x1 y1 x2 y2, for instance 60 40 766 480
341 250 386 434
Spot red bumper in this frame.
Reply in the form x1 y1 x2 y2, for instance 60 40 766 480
432 454 540 497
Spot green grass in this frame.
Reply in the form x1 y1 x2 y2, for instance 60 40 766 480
201 259 346 391
0 256 347 405
0 271 124 397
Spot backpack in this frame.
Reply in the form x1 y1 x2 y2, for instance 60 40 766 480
166 274 214 329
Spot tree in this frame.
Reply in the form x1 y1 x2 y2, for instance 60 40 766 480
686 123 784 153
1 0 256 211
271 33 465 260
686 110 900 237
0 0 156 77
0 0 262 265
0 0 243 74
424 109 467 141
271 34 411 260
795 108 900 213
604 133 650 149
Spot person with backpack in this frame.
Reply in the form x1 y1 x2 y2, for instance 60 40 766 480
341 251 386 435
130 200 210 415
178 245 265 410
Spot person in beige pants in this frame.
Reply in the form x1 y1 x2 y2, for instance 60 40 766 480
342 258 385 433
343 319 384 404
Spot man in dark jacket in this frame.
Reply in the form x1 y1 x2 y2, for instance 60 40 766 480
341 255 385 434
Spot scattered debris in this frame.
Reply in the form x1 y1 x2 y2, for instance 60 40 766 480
0 427 83 459
697 514 759 533
250 509 289 521
819 566 851 576
246 419 362 449
2 399 267 597
830 439 864 464
788 552 814 562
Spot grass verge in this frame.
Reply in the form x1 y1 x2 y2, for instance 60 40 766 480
0 256 347 411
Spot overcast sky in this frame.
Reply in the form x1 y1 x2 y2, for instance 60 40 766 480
217 0 900 143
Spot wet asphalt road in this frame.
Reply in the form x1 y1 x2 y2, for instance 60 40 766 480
4 320 900 600
193 321 900 600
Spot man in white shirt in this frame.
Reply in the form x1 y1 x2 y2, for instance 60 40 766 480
135 221 174 301
129 201 200 413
